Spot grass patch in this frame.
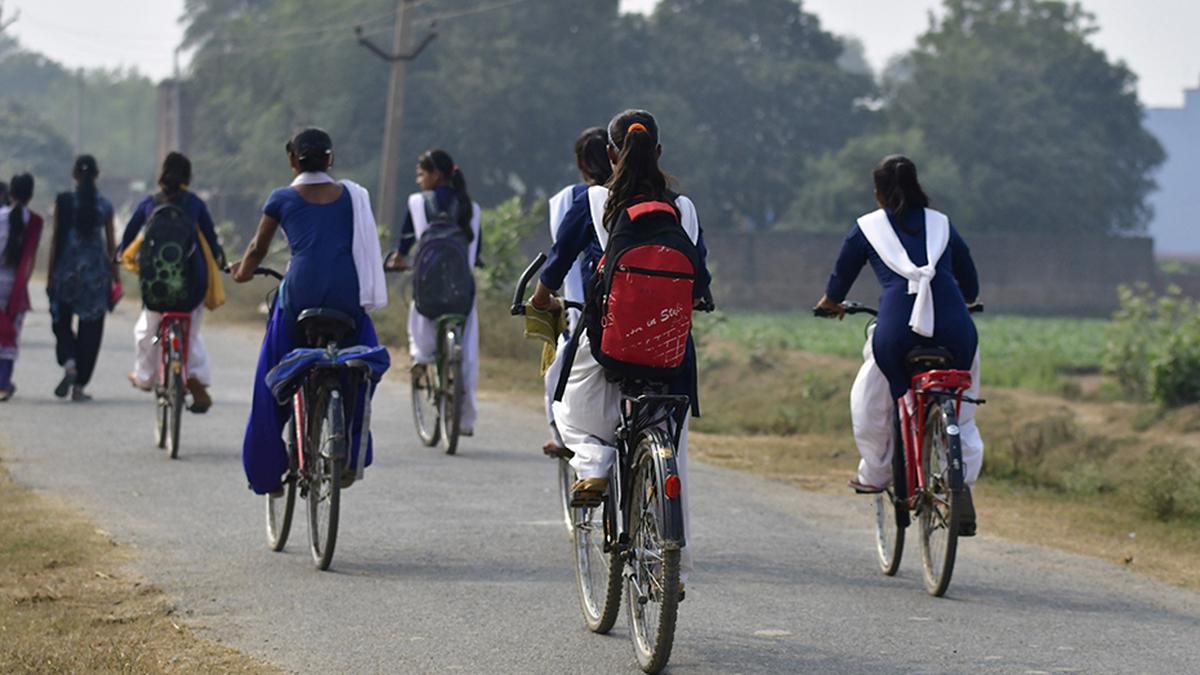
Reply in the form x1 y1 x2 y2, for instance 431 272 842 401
0 457 272 673
701 311 1110 394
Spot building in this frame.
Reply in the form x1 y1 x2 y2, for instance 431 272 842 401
1145 82 1200 256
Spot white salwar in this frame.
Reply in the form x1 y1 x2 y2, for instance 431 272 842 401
849 207 985 487
552 185 701 580
543 185 587 446
406 192 481 430
133 307 211 386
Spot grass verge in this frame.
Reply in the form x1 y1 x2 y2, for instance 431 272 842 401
0 457 273 674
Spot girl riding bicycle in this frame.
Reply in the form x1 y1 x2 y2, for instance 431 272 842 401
539 126 611 454
530 109 712 583
119 152 225 412
384 149 482 437
231 128 388 495
814 154 984 535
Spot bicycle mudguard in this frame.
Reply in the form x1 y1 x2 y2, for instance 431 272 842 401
941 399 966 493
636 428 686 548
320 390 348 460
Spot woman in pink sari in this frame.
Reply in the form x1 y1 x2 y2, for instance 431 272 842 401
0 174 43 401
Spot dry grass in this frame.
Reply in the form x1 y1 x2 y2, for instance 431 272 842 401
0 460 274 674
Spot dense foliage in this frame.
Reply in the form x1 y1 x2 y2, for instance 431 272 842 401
785 0 1163 234
1105 285 1200 407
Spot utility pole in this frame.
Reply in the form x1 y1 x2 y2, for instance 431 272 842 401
356 0 436 229
73 67 84 154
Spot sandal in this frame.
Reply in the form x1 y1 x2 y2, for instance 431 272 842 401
54 368 77 399
570 477 609 507
0 384 14 402
848 478 886 494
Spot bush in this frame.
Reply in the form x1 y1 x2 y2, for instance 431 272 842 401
1128 445 1200 522
1104 285 1200 407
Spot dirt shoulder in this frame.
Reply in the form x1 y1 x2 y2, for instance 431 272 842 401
0 457 274 674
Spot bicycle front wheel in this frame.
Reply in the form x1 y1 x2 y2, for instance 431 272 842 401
558 457 576 535
266 475 296 551
874 489 904 576
626 433 683 674
439 327 464 455
918 399 962 596
307 390 344 571
154 385 168 449
411 363 440 447
572 483 622 633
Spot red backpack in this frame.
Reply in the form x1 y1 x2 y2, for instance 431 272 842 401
584 197 701 381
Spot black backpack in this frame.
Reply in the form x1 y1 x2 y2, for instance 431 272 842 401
583 196 700 381
411 192 475 319
138 194 203 312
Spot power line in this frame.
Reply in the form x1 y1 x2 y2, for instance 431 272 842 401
421 0 541 24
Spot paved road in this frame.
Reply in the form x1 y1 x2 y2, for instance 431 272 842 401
2 301 1198 674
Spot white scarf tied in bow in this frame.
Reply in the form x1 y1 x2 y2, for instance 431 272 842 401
856 208 950 338
290 171 388 313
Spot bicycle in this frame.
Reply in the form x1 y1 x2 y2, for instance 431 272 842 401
815 301 983 597
247 267 387 571
153 311 192 459
513 254 709 674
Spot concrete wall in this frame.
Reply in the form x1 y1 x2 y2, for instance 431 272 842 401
702 231 1159 316
1145 84 1200 255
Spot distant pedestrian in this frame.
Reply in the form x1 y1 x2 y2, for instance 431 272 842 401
0 174 43 401
47 155 117 402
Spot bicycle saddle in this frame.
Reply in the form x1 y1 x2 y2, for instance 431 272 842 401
297 308 357 347
905 347 954 376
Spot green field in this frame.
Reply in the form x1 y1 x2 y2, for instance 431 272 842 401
698 312 1112 394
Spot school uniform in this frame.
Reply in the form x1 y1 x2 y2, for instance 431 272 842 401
825 207 984 487
540 183 600 445
400 188 482 431
545 185 711 582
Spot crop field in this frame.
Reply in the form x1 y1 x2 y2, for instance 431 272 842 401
697 311 1112 394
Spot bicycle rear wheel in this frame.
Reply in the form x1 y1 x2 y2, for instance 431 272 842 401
572 482 622 633
411 363 440 447
307 390 344 571
167 365 184 459
918 399 962 596
626 434 682 674
440 326 464 455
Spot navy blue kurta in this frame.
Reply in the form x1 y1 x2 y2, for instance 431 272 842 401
825 208 980 400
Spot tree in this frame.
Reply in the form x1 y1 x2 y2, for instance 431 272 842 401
887 0 1163 234
781 128 967 232
0 99 74 190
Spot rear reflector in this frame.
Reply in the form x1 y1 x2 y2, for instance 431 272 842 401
665 474 681 499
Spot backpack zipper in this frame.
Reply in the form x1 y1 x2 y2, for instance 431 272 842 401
616 264 694 280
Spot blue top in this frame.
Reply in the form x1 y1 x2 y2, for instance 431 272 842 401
263 186 361 322
540 183 603 290
825 208 980 398
50 190 114 321
120 191 224 304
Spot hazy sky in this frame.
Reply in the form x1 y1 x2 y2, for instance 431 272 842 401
4 0 1198 108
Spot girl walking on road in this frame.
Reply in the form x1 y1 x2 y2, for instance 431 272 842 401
119 152 225 413
231 128 388 495
0 175 43 401
47 155 118 402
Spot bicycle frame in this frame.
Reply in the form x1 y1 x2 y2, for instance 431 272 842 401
606 388 691 555
156 312 192 388
896 369 972 509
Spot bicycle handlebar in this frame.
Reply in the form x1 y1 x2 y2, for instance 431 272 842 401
224 264 283 281
511 253 548 316
812 301 983 319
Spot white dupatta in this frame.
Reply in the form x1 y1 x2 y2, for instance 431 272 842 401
290 172 387 313
856 208 950 338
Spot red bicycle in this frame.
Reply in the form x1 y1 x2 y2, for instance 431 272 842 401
816 301 983 597
154 311 192 458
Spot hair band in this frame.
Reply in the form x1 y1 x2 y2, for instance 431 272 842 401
627 122 648 134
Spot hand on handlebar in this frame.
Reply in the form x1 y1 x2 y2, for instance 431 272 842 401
812 295 846 320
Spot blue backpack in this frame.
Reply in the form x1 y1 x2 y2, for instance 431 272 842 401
411 192 475 319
